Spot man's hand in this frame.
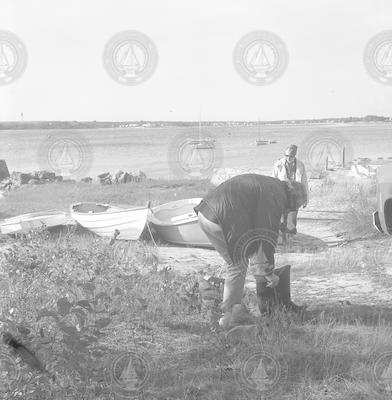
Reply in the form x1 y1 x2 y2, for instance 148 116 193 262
265 273 279 288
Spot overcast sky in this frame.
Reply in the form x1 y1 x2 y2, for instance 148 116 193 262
1 0 392 121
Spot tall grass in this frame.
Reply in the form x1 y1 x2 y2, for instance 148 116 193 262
0 229 392 399
312 174 379 239
0 176 391 399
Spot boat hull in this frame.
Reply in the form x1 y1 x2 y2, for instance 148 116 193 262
375 164 392 235
148 198 213 248
0 211 75 235
70 202 148 240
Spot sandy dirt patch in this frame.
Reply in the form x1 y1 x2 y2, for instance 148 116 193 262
156 208 392 308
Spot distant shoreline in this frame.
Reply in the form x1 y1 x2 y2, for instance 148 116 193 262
0 116 391 130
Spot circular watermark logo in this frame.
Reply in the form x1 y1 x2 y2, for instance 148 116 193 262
109 350 151 398
103 30 158 85
182 360 216 399
298 130 354 173
0 30 28 85
233 228 279 274
168 130 223 180
37 133 93 180
233 30 289 85
235 348 287 397
364 31 392 85
373 239 392 269
372 352 392 392
0 352 20 392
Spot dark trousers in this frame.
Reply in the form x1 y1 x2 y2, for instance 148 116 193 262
197 211 273 312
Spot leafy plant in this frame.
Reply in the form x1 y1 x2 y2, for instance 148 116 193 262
0 229 204 398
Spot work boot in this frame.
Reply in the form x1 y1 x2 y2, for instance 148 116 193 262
218 304 255 330
255 265 305 315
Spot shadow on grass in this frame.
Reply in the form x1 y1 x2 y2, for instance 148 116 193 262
163 320 212 335
303 302 392 326
278 232 329 253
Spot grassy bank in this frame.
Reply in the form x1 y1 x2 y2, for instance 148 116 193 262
0 178 214 220
0 174 391 399
1 230 392 399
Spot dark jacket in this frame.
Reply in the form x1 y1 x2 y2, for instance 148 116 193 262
194 174 288 263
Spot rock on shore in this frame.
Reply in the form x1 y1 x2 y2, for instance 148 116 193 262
98 170 147 185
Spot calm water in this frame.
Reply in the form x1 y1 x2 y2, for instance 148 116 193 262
1 123 391 180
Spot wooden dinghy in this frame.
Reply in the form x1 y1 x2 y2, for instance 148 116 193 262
70 202 149 240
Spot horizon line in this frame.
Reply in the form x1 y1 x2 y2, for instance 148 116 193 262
1 115 391 124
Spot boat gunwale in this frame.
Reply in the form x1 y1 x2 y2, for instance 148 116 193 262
70 202 148 216
0 210 69 226
159 239 214 248
148 198 202 227
148 215 198 227
72 217 148 230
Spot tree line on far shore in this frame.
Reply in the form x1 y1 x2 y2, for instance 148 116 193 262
0 115 391 130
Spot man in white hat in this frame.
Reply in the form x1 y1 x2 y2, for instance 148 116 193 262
272 144 308 234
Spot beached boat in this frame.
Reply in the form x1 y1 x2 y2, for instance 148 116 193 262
70 202 149 240
0 210 75 235
148 198 213 248
373 163 392 235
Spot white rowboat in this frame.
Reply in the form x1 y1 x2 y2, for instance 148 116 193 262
0 210 75 235
70 202 149 240
148 198 213 248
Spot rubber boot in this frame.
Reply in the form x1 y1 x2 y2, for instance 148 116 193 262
255 265 305 314
255 276 277 315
